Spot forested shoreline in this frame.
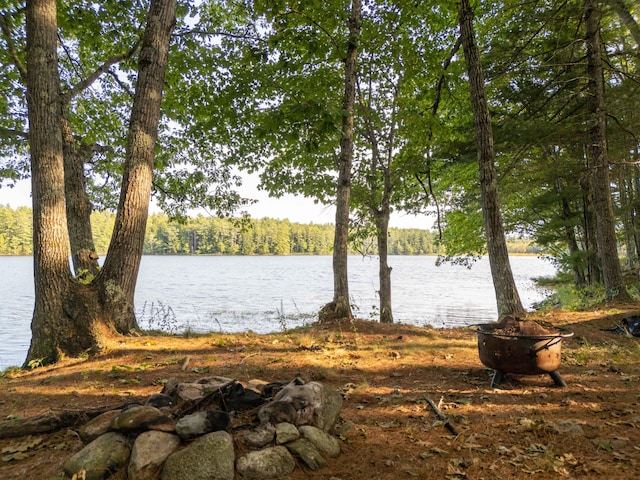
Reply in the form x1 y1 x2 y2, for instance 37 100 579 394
0 205 536 256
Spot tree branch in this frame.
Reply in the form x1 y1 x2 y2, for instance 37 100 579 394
60 40 141 105
0 11 27 81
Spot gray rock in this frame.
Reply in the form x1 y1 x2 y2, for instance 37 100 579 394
237 424 276 449
78 410 122 443
174 383 207 402
235 446 296 480
299 425 341 457
317 385 343 432
285 438 327 471
128 431 181 480
175 410 230 439
275 422 299 444
161 431 234 480
145 393 176 409
63 432 130 480
258 380 342 432
110 405 175 433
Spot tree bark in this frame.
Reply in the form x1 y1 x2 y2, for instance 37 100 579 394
24 0 75 365
584 0 630 301
61 115 100 277
24 0 176 366
324 0 361 321
99 0 177 333
457 0 524 317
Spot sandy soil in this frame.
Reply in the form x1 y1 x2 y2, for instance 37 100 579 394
1 305 640 480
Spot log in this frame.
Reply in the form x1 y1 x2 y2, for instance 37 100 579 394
424 394 459 436
0 400 144 439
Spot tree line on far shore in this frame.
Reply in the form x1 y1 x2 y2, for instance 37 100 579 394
0 205 537 256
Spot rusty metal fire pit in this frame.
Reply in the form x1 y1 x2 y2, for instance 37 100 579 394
470 324 574 388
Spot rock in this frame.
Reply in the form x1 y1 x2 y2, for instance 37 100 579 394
235 446 296 480
275 422 300 444
285 438 327 470
237 424 276 449
317 385 343 432
259 401 297 424
145 393 176 409
161 378 180 397
78 410 122 443
175 410 230 439
174 383 207 402
161 431 234 480
128 431 181 480
225 387 264 412
258 379 342 432
111 405 175 433
299 425 341 457
63 432 130 480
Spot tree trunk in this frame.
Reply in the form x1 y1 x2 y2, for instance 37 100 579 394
323 0 361 321
555 176 586 286
24 0 176 366
457 0 524 317
24 0 76 366
608 0 640 47
376 211 393 323
98 0 177 333
61 115 100 277
584 0 630 301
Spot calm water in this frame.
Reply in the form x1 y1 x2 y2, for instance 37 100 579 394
0 255 556 370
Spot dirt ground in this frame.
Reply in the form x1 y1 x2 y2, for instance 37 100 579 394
1 305 640 480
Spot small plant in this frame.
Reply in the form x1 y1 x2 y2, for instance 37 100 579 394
139 300 178 334
26 357 44 369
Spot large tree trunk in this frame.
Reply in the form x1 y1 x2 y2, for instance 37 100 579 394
457 0 524 318
24 0 75 365
323 0 361 321
61 115 100 277
608 0 640 47
98 0 177 333
24 0 176 366
584 0 630 301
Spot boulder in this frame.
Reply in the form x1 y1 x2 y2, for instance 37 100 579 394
285 438 327 470
128 431 181 480
110 405 175 433
299 425 341 457
235 446 296 480
63 432 130 480
78 409 122 443
175 410 230 439
161 431 234 480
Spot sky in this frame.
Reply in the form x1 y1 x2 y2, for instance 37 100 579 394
0 174 434 229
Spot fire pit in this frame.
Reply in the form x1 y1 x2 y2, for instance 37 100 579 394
470 322 573 388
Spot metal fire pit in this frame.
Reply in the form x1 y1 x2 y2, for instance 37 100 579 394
470 324 574 388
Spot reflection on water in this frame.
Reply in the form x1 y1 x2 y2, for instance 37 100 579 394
0 255 555 370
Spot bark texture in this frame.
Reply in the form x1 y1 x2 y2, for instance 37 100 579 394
98 0 177 333
457 0 524 317
24 0 74 365
24 0 177 366
584 0 630 301
61 115 100 277
325 0 361 321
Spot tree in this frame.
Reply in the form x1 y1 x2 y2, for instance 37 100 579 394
24 0 177 366
323 0 361 321
583 0 630 301
457 0 524 317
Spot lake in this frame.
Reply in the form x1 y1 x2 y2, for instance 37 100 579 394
0 255 556 370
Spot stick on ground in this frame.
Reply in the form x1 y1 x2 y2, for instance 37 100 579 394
424 394 459 436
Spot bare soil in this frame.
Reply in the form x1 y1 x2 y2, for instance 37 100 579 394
1 305 640 480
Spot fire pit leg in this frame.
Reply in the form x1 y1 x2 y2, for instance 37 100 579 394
549 371 566 387
490 370 505 388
